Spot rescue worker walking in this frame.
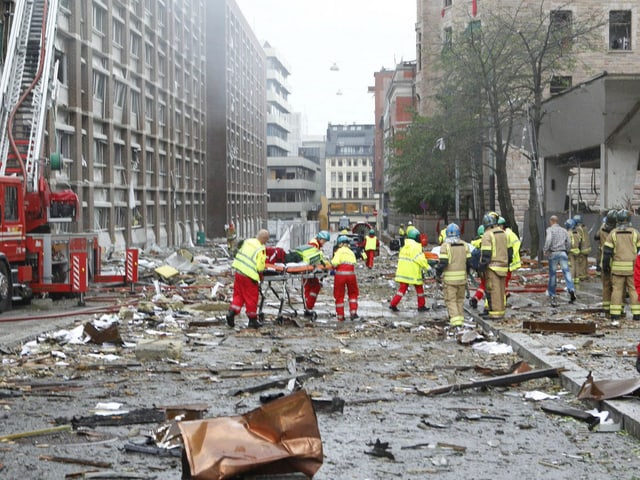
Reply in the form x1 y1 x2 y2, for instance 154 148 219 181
302 231 331 319
596 210 617 316
566 218 581 285
478 212 511 320
389 229 432 312
364 229 379 269
543 215 576 306
406 221 418 238
226 229 269 329
498 217 521 297
469 225 486 309
574 214 591 281
331 235 360 322
436 223 473 327
602 209 640 320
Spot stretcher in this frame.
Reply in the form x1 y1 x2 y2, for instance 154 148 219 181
259 263 333 324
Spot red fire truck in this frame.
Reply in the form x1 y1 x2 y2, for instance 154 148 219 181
0 0 137 312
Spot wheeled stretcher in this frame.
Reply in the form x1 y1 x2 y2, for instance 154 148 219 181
259 263 332 324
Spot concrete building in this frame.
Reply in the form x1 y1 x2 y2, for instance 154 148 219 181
325 124 377 231
264 44 321 221
46 0 208 249
415 0 640 229
206 0 267 240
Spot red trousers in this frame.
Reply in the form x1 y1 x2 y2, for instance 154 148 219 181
365 250 375 269
390 283 426 309
334 270 359 321
230 272 259 320
303 277 322 310
473 275 486 301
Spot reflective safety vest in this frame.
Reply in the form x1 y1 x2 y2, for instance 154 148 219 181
232 238 266 281
395 239 431 285
365 235 378 251
505 228 521 270
439 241 471 285
398 227 405 237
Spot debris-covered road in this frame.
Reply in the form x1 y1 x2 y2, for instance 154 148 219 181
1 242 640 479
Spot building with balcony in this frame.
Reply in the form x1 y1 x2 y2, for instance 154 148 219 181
206 0 267 240
325 124 377 230
44 0 208 249
264 44 321 221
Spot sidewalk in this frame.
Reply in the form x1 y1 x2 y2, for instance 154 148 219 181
471 273 640 438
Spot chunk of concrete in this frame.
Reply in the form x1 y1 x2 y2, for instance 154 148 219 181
135 339 182 362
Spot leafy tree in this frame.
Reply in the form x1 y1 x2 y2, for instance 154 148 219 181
423 1 604 256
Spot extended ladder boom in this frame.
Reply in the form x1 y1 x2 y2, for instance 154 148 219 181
0 0 60 194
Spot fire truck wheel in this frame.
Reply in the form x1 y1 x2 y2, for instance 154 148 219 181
0 262 10 313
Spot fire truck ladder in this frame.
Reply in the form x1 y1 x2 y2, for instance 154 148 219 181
0 0 59 195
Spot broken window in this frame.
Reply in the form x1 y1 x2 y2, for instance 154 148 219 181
550 76 572 95
550 10 572 50
610 10 631 50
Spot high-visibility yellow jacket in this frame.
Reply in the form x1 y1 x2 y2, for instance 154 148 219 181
395 239 431 285
406 225 418 237
505 228 521 270
398 227 405 237
331 244 357 267
232 238 266 281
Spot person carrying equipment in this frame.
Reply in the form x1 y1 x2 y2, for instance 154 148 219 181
226 229 270 329
302 230 331 319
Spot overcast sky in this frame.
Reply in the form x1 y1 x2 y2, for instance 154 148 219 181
235 0 417 137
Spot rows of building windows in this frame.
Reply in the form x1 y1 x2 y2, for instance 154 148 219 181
443 8 634 53
53 0 206 239
330 188 371 199
330 171 369 182
329 158 372 167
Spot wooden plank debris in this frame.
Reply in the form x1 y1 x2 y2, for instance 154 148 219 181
416 367 563 396
39 455 112 469
522 320 596 334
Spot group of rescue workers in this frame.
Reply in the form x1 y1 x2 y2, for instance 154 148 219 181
224 208 640 342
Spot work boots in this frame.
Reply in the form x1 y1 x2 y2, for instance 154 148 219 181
569 290 577 304
469 297 478 309
417 306 430 312
248 317 262 329
226 310 235 327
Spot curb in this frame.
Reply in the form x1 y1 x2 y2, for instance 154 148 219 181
472 310 640 439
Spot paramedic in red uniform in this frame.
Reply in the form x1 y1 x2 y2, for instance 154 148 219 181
364 229 380 269
226 229 269 329
331 235 360 321
302 230 331 318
